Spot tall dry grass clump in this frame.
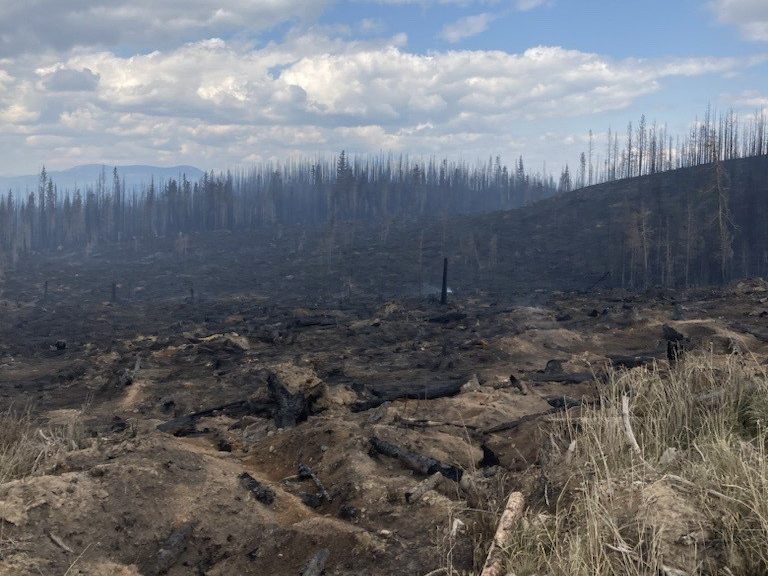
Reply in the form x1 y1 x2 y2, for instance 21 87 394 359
501 354 768 576
0 407 86 484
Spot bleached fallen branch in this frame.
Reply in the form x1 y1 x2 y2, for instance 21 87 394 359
480 492 525 576
564 440 577 465
621 394 642 456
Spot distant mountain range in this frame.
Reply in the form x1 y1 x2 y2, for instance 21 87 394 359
0 164 205 194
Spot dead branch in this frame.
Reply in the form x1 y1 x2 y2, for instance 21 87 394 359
49 532 73 553
301 548 330 576
482 408 559 434
621 394 642 456
394 415 479 430
480 492 525 576
298 463 330 502
405 472 443 504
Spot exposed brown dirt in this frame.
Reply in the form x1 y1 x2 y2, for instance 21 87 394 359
1 242 767 575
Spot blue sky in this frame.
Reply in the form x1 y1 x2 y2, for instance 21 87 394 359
0 0 766 177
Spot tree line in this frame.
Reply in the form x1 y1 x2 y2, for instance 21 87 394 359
0 153 557 261
0 106 766 274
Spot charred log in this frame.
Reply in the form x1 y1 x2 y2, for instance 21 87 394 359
157 399 273 436
369 436 463 482
238 472 276 505
351 380 464 412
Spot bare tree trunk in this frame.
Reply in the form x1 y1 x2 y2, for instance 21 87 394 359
440 257 448 305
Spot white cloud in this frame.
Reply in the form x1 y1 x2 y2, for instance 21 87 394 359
730 89 768 108
0 33 759 174
39 67 100 92
440 13 495 43
516 0 550 11
0 0 326 54
712 0 768 41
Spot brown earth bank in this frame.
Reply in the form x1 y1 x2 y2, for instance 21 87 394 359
2 240 768 575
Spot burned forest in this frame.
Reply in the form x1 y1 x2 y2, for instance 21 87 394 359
3 2 768 574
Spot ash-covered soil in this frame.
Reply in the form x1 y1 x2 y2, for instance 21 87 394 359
2 245 768 575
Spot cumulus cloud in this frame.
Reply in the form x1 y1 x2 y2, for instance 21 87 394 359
730 89 768 108
0 31 759 174
712 0 768 41
0 0 326 55
40 67 100 92
516 0 551 11
440 13 495 43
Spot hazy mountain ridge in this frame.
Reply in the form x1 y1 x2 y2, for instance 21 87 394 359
0 164 205 193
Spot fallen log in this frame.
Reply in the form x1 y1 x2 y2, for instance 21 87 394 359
608 354 658 369
370 436 463 482
352 380 464 412
405 472 443 504
393 415 479 431
482 396 591 434
480 492 525 576
301 549 330 576
157 399 273 436
239 472 276 505
525 371 596 384
482 409 558 434
154 521 195 575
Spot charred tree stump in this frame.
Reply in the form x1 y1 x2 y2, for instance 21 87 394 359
440 257 448 305
667 340 683 366
663 324 687 367
267 372 310 428
301 549 330 576
111 280 118 302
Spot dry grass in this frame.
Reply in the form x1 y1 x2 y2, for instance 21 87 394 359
498 354 768 576
0 406 87 484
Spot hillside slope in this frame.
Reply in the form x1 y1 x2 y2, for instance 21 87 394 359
350 155 768 296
